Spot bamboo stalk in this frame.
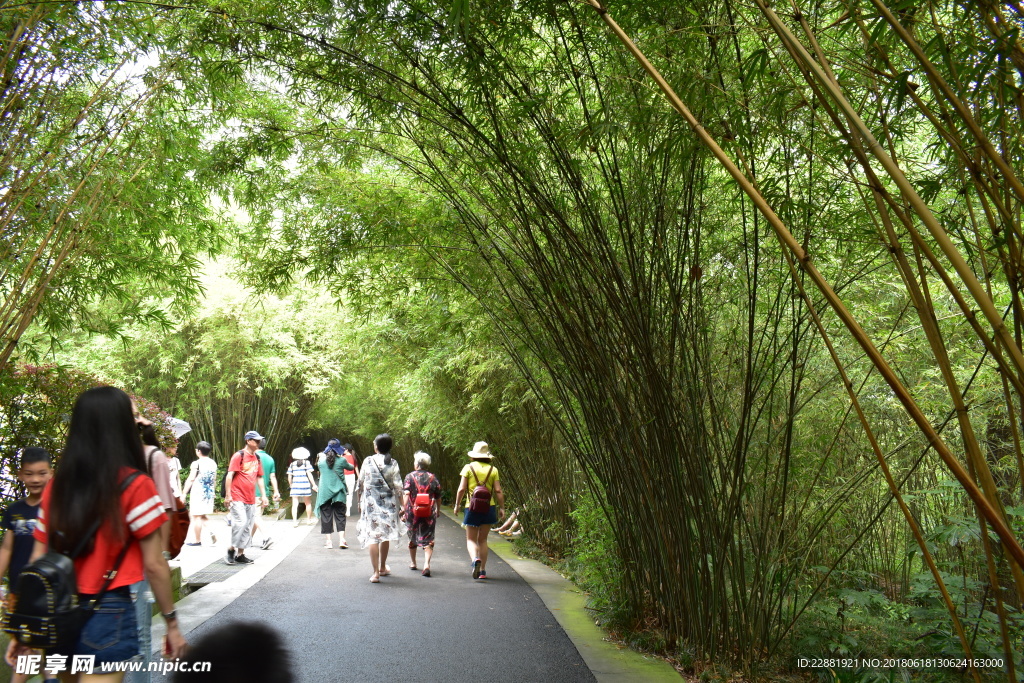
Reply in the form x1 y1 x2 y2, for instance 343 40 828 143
581 0 1024 568
778 0 1024 608
869 0 1024 207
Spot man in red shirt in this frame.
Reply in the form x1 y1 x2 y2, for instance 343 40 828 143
224 430 268 565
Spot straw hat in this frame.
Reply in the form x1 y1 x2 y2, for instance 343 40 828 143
291 447 310 460
467 441 493 459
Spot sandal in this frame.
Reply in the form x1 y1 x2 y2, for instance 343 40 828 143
370 574 380 583
410 564 418 571
379 565 391 576
422 568 431 577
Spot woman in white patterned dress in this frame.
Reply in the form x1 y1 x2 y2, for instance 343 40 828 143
181 440 218 545
356 433 403 583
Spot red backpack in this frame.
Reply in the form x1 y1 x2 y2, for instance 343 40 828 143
468 465 494 514
412 475 437 518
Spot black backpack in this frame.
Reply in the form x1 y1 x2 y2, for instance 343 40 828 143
1 472 140 650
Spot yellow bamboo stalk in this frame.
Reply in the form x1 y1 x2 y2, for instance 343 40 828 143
779 4 1024 407
778 245 979 681
778 0 1024 605
753 0 1024 391
580 0 1024 568
869 0 1024 206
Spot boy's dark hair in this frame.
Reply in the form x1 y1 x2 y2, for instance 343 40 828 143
173 621 292 683
195 441 212 456
20 447 51 468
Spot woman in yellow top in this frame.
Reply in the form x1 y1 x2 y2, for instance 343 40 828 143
453 441 505 579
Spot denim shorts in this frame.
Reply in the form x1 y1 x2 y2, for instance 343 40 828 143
53 587 139 663
463 505 498 527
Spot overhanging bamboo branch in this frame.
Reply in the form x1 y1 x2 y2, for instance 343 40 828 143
581 0 1024 569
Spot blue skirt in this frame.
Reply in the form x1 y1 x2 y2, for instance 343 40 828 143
463 505 498 527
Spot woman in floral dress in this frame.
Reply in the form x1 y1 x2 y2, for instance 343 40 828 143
181 440 218 545
402 451 441 577
356 433 403 583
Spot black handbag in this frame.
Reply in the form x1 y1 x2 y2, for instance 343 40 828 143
2 472 140 649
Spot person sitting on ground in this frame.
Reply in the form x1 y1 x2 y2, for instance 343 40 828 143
499 519 522 537
287 447 317 527
172 621 292 683
0 447 56 683
402 451 441 577
181 441 218 546
495 506 525 536
454 441 505 580
356 433 403 583
494 509 518 534
316 444 354 549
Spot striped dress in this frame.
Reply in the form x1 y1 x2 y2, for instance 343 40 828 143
288 459 314 497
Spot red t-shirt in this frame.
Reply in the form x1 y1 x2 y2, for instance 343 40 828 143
33 469 167 594
344 452 357 472
228 450 263 504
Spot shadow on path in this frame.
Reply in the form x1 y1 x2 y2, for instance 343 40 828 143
155 513 595 682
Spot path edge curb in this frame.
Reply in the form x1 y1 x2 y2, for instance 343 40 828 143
444 509 680 682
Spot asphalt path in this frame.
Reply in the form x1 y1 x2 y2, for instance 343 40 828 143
155 513 595 682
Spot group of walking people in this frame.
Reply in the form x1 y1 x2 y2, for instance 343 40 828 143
351 435 506 583
0 384 510 681
267 432 507 583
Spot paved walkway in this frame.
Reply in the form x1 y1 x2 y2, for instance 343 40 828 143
149 511 678 682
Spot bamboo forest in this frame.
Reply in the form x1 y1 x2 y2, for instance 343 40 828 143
2 0 1024 680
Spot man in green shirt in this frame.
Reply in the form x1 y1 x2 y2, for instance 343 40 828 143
252 438 281 550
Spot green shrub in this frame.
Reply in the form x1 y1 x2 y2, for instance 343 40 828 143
566 487 629 630
0 364 175 506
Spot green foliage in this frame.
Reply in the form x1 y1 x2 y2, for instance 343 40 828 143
156 0 1024 670
0 365 99 500
4 0 1024 677
1 2 240 369
0 364 174 505
57 263 347 471
565 488 628 631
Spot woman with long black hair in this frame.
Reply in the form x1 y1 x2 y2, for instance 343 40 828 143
7 386 187 680
355 434 403 583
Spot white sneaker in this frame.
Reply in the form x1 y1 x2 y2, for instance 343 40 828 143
261 537 274 550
